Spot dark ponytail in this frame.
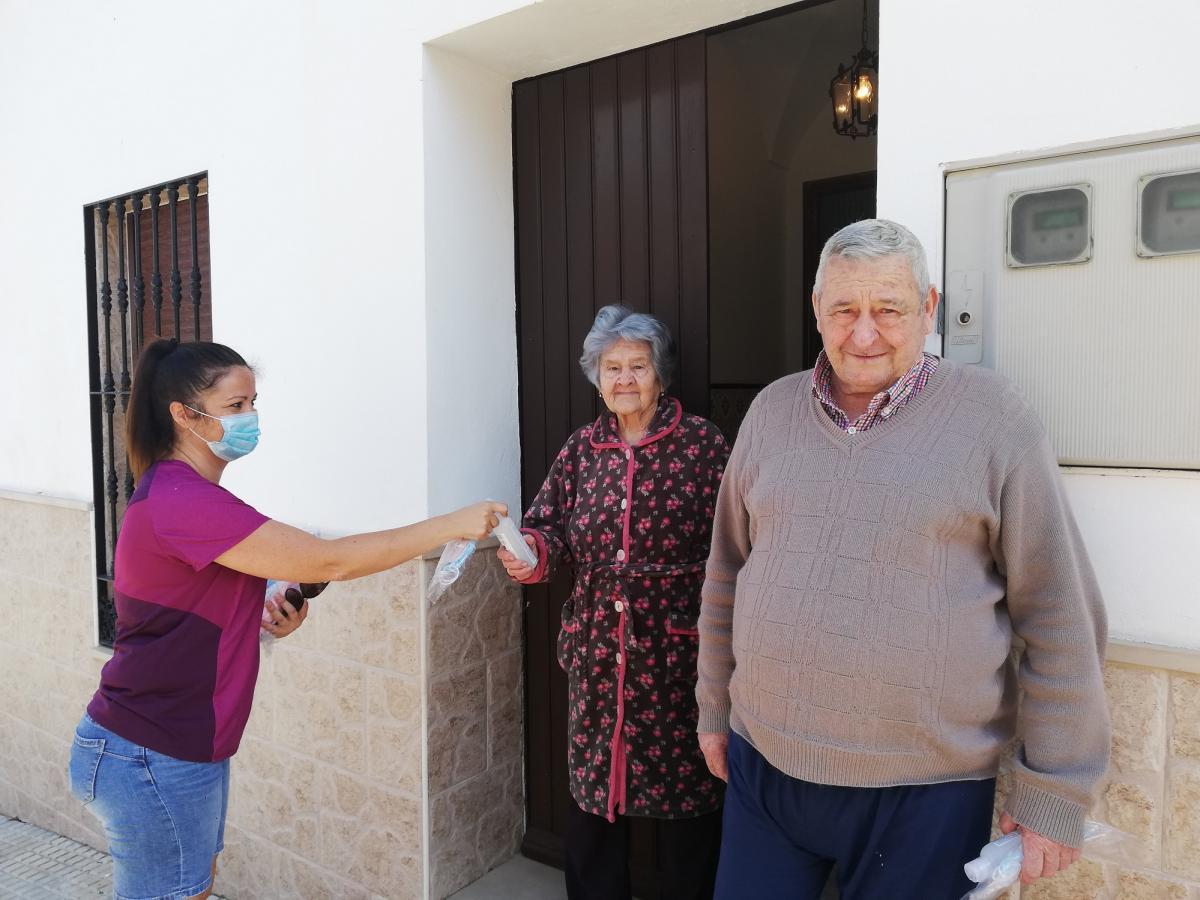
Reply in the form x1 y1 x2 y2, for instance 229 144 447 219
126 338 251 480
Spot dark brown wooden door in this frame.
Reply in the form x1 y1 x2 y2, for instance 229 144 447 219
514 33 708 897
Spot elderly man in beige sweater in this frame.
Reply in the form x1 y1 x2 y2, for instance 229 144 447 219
697 219 1109 899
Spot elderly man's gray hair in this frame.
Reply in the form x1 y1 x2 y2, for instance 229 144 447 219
813 219 931 298
579 305 676 389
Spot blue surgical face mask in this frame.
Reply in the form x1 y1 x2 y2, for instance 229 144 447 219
185 405 261 462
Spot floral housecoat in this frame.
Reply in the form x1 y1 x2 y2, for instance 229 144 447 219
520 396 730 822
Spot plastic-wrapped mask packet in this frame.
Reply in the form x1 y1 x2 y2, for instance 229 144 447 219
428 539 477 603
960 821 1131 899
259 579 291 650
259 579 328 649
493 515 538 568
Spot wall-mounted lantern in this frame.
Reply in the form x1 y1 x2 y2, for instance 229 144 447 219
830 0 878 139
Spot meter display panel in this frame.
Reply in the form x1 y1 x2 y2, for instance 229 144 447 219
1007 185 1092 267
1139 169 1200 256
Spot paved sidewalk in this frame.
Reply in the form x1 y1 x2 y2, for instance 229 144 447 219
0 815 565 899
0 817 230 900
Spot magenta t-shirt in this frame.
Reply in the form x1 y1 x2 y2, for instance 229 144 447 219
88 460 270 762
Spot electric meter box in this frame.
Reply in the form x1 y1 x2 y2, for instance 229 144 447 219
943 133 1200 469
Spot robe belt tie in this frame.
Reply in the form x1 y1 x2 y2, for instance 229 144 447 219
568 559 707 651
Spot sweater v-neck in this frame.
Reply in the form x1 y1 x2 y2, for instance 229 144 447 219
805 360 958 451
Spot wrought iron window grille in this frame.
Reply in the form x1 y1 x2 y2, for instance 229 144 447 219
84 173 211 646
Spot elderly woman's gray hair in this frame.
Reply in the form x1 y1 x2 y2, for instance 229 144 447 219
813 219 931 298
579 305 676 389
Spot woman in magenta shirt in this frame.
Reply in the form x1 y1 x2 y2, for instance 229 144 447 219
70 338 503 900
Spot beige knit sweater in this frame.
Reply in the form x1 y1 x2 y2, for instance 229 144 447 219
697 361 1110 847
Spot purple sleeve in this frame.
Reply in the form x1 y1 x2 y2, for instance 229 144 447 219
153 481 271 572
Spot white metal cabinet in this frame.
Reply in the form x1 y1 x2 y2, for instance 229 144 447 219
944 134 1200 469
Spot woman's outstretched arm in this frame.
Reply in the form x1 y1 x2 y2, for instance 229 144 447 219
216 500 506 583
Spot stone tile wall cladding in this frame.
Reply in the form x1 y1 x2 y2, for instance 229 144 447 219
424 548 524 898
989 660 1200 900
0 495 524 900
220 562 426 900
2 492 1198 898
0 499 106 854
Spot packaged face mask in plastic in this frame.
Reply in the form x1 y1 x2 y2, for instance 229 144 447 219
259 579 291 649
427 512 536 604
959 821 1131 900
493 515 538 568
428 539 477 603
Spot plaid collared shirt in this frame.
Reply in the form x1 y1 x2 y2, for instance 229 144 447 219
812 350 940 433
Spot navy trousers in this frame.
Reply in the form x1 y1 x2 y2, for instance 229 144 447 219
715 731 995 900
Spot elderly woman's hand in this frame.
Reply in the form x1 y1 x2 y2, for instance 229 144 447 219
497 534 539 582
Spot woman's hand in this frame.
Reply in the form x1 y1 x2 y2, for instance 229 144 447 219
497 534 539 582
446 500 508 542
261 595 309 638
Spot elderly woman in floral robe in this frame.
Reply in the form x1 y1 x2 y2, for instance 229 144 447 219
499 305 730 900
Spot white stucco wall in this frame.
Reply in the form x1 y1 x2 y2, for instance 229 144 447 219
879 0 1200 650
1062 469 1200 648
0 0 442 533
422 47 522 517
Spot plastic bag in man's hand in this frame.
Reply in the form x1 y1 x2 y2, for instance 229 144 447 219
428 540 476 603
960 821 1130 899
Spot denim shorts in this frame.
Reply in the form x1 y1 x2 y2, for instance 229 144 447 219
69 714 230 900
